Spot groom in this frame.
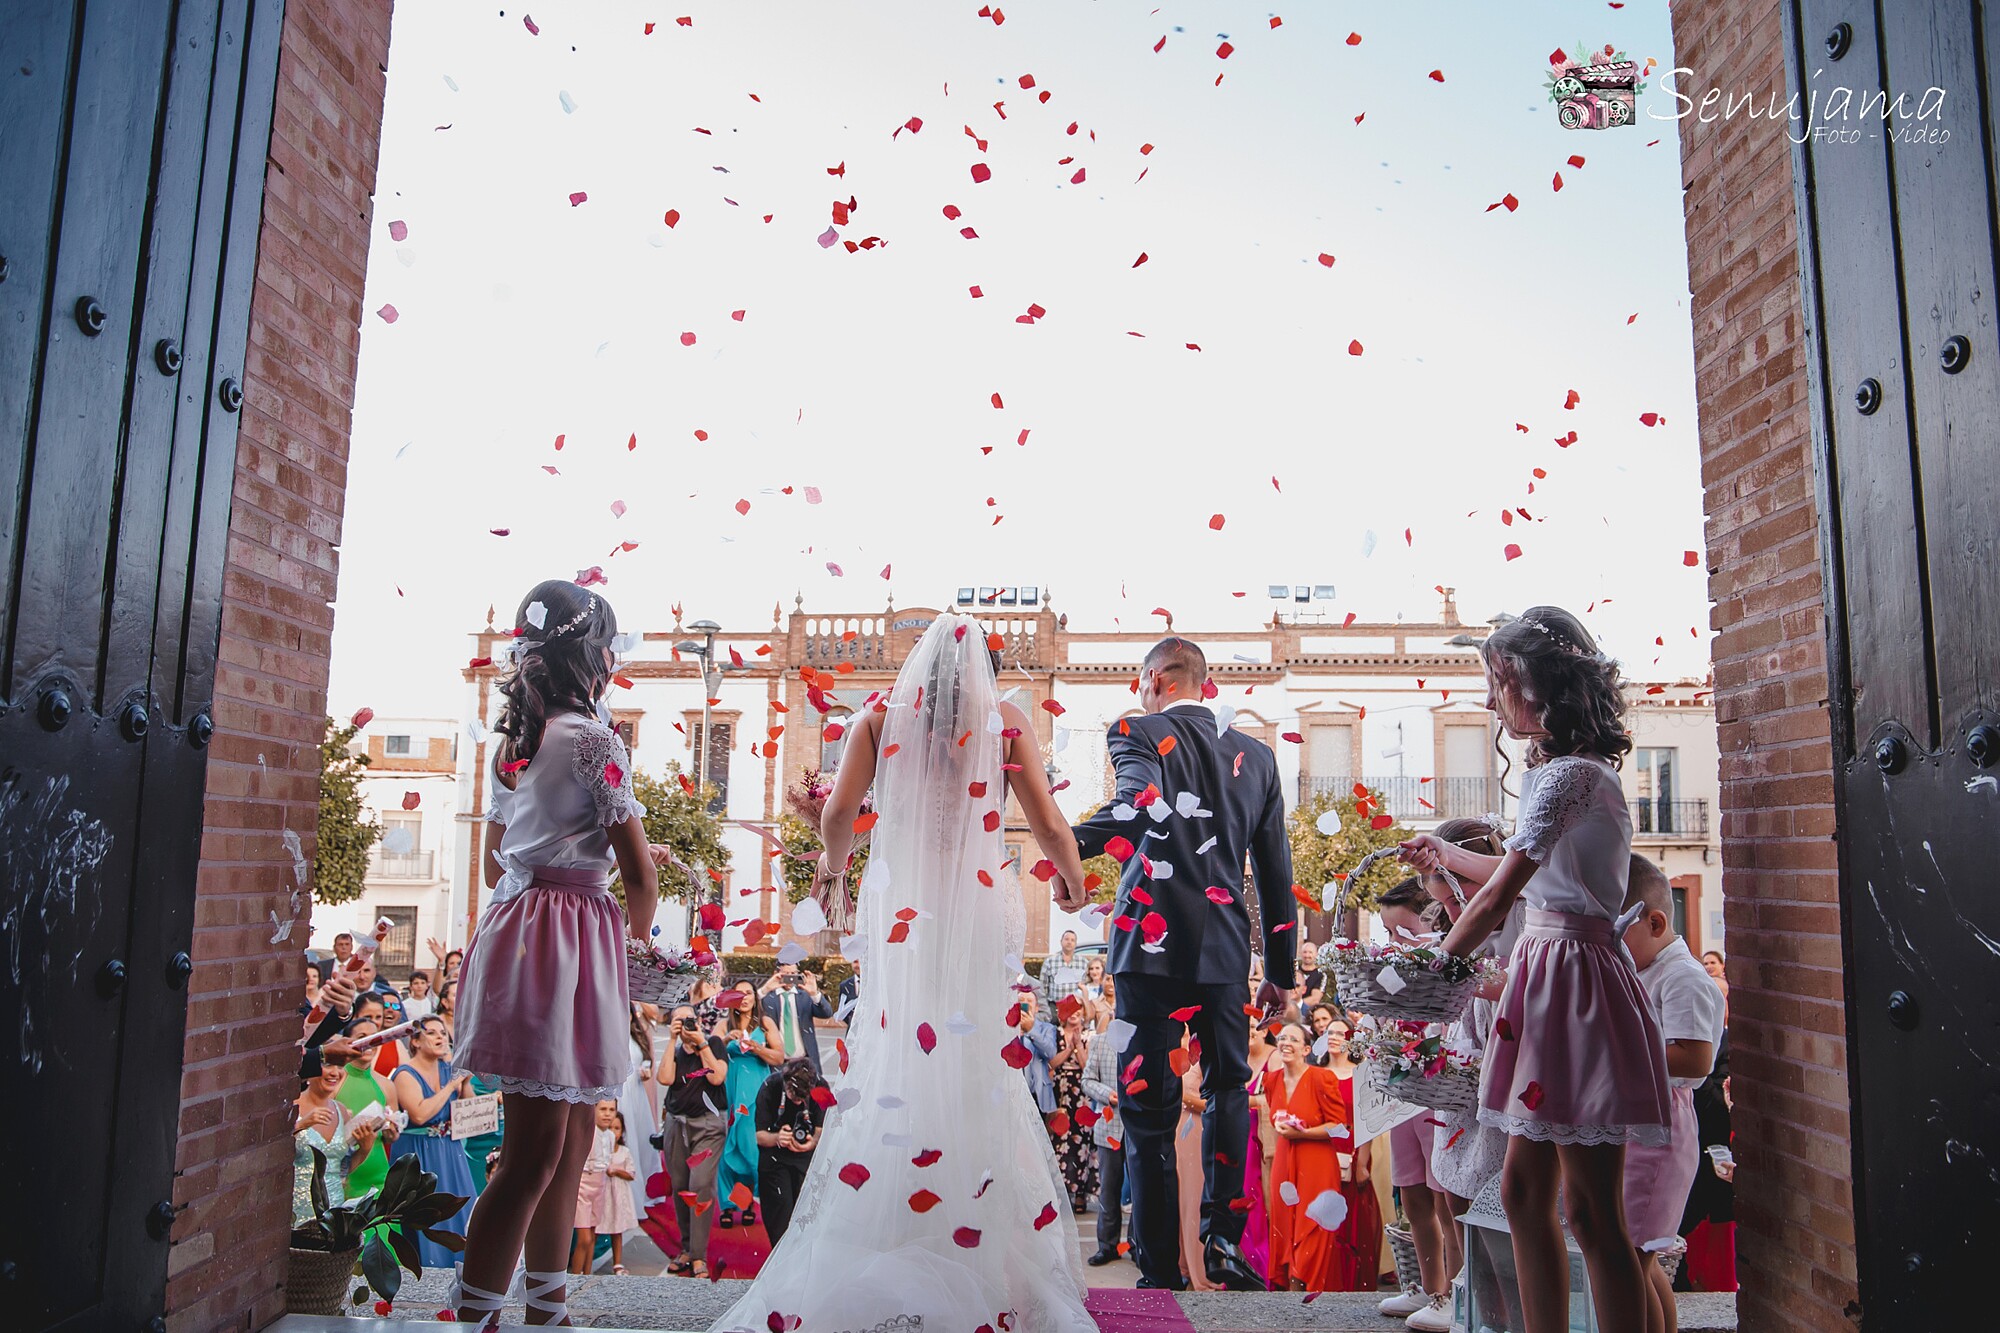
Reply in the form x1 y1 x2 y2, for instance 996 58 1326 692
1066 637 1296 1290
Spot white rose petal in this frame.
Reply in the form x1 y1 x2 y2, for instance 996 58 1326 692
1197 836 1218 855
524 601 548 629
946 1011 978 1036
1376 964 1408 995
1112 804 1138 823
1146 802 1173 824
1305 1189 1350 1231
1150 860 1174 881
776 942 808 965
1213 705 1237 735
1314 809 1343 836
1175 791 1203 817
1108 1019 1137 1052
833 1086 861 1109
790 898 828 937
1278 1180 1300 1206
876 1096 905 1109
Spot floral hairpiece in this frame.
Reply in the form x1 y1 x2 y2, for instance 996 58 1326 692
1517 616 1592 657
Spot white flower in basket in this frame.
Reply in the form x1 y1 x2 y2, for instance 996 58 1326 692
626 936 711 1006
1349 1018 1483 1116
1317 847 1497 1024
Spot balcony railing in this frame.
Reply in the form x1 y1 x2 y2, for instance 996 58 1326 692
1632 798 1709 839
1302 775 1500 823
371 849 435 879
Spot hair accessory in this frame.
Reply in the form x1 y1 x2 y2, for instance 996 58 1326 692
1516 616 1590 657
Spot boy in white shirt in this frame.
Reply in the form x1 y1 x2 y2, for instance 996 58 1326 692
1620 856 1727 1333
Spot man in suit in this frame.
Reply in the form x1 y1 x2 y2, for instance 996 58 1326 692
760 963 834 1076
1070 636 1297 1291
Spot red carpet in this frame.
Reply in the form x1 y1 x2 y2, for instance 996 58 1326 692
1083 1287 1198 1332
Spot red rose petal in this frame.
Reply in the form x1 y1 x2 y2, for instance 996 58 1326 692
1520 1081 1544 1111
970 162 992 184
839 1162 871 1189
913 1148 942 1167
953 1227 982 1249
917 1023 937 1054
1033 1201 1059 1230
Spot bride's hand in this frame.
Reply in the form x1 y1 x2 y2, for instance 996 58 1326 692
1050 872 1089 914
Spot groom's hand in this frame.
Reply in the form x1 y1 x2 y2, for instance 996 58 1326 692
1051 872 1089 914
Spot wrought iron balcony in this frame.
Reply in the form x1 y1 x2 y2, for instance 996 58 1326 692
1631 798 1710 839
1302 774 1500 822
370 849 435 879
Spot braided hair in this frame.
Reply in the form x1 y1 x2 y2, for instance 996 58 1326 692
494 579 619 767
1480 604 1631 769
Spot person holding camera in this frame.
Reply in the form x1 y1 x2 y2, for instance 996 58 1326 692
654 1003 728 1277
753 1057 829 1245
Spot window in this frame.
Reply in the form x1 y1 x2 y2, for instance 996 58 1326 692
378 907 417 980
613 719 637 751
1635 747 1678 833
1309 725 1354 780
1670 884 1688 939
381 814 421 854
693 721 732 813
385 734 411 756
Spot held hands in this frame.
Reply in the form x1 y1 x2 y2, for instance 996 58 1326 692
1050 871 1090 915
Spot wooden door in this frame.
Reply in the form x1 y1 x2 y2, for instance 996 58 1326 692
0 1 283 1327
1785 2 2000 1324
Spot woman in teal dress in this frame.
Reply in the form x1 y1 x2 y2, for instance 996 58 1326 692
716 982 784 1229
387 1016 479 1267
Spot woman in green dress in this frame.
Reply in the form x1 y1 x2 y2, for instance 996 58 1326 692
715 982 784 1229
330 1011 401 1200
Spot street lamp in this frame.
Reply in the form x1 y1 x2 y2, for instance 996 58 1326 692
675 621 725 939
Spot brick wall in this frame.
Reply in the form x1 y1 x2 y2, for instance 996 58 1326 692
1667 2 1859 1330
165 2 392 1329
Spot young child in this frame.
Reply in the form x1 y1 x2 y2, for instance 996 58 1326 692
1399 605 1671 1333
596 1109 639 1274
569 1100 620 1275
451 580 660 1328
1620 856 1726 1333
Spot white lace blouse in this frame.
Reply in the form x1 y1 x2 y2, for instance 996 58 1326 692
1502 754 1632 920
484 712 645 907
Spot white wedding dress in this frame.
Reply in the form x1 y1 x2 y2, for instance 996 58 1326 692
711 615 1093 1333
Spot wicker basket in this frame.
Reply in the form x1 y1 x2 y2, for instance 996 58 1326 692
627 955 700 1007
1657 1236 1688 1283
1318 848 1477 1023
285 1244 360 1316
1385 1223 1422 1294
1365 1055 1482 1116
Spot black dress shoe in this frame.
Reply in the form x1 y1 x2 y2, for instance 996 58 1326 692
1085 1249 1119 1267
1203 1236 1265 1292
1134 1275 1188 1291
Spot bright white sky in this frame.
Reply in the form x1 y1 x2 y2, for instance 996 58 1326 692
329 0 1711 720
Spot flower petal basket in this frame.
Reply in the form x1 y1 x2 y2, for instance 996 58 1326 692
1317 847 1491 1024
1364 1054 1482 1116
626 938 707 1007
1350 1017 1484 1116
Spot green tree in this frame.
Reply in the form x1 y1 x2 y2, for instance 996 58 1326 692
1288 785 1415 937
623 764 733 904
314 719 383 908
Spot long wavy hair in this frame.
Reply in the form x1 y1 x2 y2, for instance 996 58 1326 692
1480 604 1631 769
494 579 619 768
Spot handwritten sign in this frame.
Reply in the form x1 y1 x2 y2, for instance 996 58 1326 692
450 1093 500 1140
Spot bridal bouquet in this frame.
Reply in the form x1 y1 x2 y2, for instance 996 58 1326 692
1349 1018 1483 1115
625 936 713 1007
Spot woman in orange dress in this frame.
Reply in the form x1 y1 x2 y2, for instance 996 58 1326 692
1323 1014 1385 1291
1265 1022 1351 1291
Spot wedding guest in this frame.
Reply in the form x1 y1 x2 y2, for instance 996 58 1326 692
1242 1015 1282 1287
1321 1012 1384 1291
569 1100 620 1275
388 1016 479 1267
1014 990 1061 1118
1050 1000 1098 1212
1081 1005 1127 1267
1621 856 1725 1333
1265 1023 1351 1292
435 977 457 1039
302 960 323 1016
596 1109 639 1273
1079 954 1108 1003
402 970 437 1022
1679 1031 1736 1293
332 1010 402 1201
1038 931 1086 1009
1175 1034 1224 1291
656 1003 728 1278
717 982 783 1230
294 1054 389 1224
614 1005 662 1222
753 1058 828 1245
760 964 833 1076
1307 1004 1338 1064
836 959 860 1016
426 936 464 985
331 932 355 970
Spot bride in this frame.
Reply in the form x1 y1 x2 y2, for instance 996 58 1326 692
712 614 1097 1333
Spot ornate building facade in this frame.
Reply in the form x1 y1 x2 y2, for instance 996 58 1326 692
452 590 1722 959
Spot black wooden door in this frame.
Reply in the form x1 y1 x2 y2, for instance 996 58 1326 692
0 2 284 1328
1786 2 2000 1325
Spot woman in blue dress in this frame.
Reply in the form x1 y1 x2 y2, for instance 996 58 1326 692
716 982 784 1229
388 1015 480 1267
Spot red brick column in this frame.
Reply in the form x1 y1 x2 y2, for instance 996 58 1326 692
165 2 392 1328
1668 2 1859 1330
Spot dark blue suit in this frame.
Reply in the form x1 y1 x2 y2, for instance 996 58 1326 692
1072 702 1296 1287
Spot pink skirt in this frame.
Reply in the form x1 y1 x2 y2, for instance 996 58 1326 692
1623 1085 1699 1247
1476 909 1671 1148
453 865 631 1103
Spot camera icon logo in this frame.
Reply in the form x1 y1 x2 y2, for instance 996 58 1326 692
1547 44 1647 130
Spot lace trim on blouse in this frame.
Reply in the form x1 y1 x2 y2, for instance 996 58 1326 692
572 721 647 827
1502 755 1604 865
1478 1107 1671 1148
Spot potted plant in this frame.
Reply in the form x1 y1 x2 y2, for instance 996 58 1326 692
287 1149 471 1316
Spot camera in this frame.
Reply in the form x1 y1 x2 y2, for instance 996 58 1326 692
790 1124 813 1146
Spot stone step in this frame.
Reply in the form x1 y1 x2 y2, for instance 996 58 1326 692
268 1273 1738 1331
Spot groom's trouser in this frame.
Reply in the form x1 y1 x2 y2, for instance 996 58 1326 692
665 1111 726 1260
1115 973 1252 1288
